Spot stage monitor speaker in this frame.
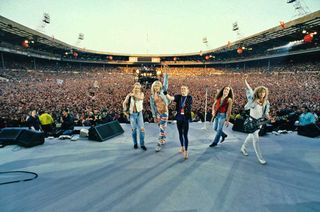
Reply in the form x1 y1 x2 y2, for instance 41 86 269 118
89 120 124 142
0 128 23 147
298 124 320 138
17 129 45 147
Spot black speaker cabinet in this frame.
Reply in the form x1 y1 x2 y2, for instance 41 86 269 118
89 120 124 142
0 128 23 147
17 129 45 147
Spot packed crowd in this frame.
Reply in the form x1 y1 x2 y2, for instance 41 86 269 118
0 61 319 128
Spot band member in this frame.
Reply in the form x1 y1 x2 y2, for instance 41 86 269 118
26 110 41 131
209 86 233 147
240 75 274 165
150 72 170 152
123 82 147 151
166 86 192 159
39 110 55 137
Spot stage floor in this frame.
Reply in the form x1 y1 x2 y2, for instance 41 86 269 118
1 123 320 212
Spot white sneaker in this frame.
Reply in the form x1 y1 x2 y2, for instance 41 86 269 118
240 146 248 156
258 159 267 165
59 135 71 140
155 143 161 152
71 135 79 141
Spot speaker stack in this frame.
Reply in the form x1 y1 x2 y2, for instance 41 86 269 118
0 128 45 148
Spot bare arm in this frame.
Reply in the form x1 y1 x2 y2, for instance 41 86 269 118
244 79 252 90
226 98 233 122
244 74 252 90
212 100 217 115
166 94 174 101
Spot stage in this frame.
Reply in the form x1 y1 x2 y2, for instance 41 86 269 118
1 123 319 212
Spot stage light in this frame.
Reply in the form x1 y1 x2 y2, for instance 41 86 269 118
21 40 29 48
304 34 313 43
302 29 307 34
156 70 162 76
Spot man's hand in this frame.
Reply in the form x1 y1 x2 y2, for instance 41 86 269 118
124 112 129 119
270 117 276 123
243 74 248 80
225 121 229 127
154 117 160 123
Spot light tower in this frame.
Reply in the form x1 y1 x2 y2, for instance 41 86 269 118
37 13 50 33
232 22 243 39
75 33 84 46
287 0 310 17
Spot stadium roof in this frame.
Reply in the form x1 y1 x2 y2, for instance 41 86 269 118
0 10 319 61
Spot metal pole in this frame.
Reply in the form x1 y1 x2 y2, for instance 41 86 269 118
33 58 36 70
202 87 208 129
1 53 5 69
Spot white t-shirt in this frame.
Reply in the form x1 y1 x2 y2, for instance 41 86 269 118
129 97 143 114
250 103 263 119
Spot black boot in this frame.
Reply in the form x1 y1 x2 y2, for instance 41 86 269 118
209 142 217 147
221 134 228 143
141 146 147 151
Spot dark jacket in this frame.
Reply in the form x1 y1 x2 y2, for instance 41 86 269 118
174 95 193 121
61 114 74 130
26 115 41 131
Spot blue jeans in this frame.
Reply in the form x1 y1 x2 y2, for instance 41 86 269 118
159 113 168 142
212 112 227 145
130 111 145 146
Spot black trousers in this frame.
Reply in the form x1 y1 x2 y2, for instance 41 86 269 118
177 119 189 150
41 124 54 137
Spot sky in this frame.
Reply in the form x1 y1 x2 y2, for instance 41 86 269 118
0 0 319 54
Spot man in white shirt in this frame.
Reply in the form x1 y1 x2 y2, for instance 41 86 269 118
123 83 147 151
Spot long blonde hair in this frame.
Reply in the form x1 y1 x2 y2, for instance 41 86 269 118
253 86 268 105
132 82 142 92
151 80 162 95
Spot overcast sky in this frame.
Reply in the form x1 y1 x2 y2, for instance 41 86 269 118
1 0 319 54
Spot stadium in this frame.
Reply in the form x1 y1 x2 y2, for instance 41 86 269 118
0 1 320 212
